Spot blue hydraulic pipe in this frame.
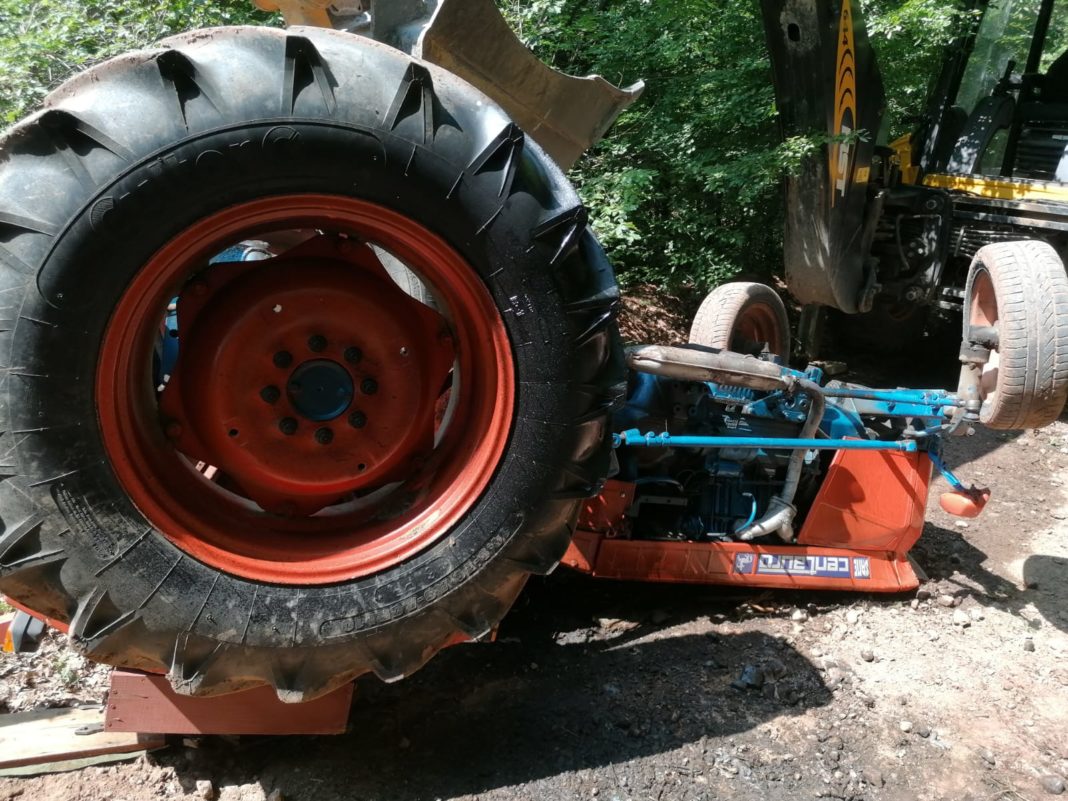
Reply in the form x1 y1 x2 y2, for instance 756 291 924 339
614 429 918 452
818 386 962 407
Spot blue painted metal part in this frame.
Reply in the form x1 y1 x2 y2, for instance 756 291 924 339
615 429 919 452
287 359 355 422
820 386 961 407
617 370 667 428
927 449 964 490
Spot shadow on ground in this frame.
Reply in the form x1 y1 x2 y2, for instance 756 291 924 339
167 578 832 800
909 522 1068 633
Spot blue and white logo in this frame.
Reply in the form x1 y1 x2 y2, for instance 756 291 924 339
755 554 852 578
733 552 756 574
852 557 871 579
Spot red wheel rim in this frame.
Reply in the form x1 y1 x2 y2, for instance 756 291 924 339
732 304 786 357
97 195 515 585
968 268 1000 415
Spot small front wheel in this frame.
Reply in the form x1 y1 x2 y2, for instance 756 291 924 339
689 282 791 359
963 240 1068 429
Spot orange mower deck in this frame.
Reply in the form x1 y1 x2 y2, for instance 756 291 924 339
564 447 933 593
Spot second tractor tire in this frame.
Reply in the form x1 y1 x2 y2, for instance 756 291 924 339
689 282 791 359
964 240 1068 429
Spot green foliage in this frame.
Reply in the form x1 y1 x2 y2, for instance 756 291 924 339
0 0 275 125
867 0 970 134
0 0 970 292
504 0 966 290
503 0 794 288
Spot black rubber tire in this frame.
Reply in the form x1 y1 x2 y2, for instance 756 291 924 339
964 241 1068 429
688 282 791 359
0 27 623 701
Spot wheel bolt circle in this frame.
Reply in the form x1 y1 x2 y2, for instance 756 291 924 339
315 427 334 445
348 410 367 429
273 350 293 368
344 346 362 364
279 417 298 435
260 385 281 404
361 377 378 395
308 334 327 353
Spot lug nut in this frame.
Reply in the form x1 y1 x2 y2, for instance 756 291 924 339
361 377 378 395
279 417 298 435
344 346 362 364
315 427 334 445
273 350 293 368
260 385 281 404
348 410 367 429
308 334 327 353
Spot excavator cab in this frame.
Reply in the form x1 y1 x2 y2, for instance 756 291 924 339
910 0 1068 327
922 0 1068 183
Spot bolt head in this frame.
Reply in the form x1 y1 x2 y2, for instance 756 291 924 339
348 410 367 429
314 427 334 445
273 351 293 369
344 346 362 364
279 417 298 435
361 378 378 395
260 385 281 404
308 334 327 353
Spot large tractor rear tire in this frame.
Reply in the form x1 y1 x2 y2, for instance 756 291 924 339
964 241 1068 429
0 27 622 701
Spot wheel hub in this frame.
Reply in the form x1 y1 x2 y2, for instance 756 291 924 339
286 359 355 422
158 236 455 516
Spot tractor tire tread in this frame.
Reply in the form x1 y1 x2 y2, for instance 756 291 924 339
689 281 791 359
0 25 622 701
965 240 1068 430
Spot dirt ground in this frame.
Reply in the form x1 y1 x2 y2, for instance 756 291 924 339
2 325 1068 801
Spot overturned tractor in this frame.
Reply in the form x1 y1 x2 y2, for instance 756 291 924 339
0 1 1065 704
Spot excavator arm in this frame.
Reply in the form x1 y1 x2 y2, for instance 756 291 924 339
759 0 887 315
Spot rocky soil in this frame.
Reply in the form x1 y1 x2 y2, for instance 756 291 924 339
2 334 1067 801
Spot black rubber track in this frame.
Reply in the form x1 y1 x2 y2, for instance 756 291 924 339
0 26 624 701
964 241 1068 430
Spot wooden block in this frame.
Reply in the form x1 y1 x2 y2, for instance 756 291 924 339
0 706 164 769
105 670 354 735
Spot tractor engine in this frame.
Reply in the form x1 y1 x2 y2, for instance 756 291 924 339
613 367 822 543
578 342 963 556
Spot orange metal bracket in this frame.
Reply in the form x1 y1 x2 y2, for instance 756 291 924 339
564 449 932 593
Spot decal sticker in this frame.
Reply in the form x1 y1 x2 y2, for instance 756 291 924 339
830 0 857 207
734 552 756 574
755 554 852 578
852 557 871 579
